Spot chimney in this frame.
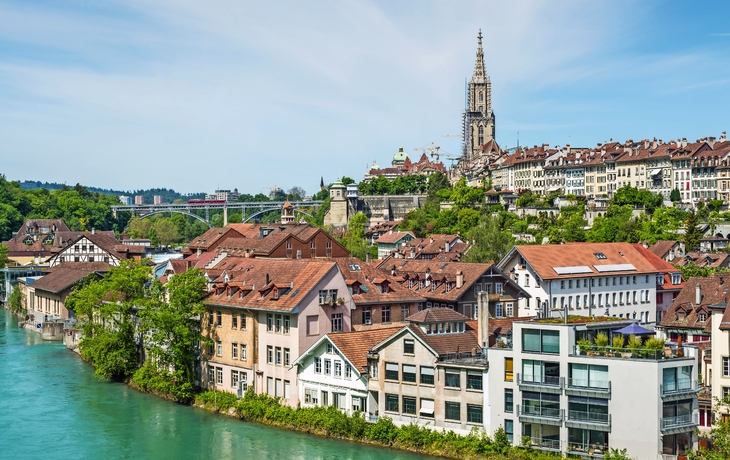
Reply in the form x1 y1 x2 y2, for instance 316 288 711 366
682 138 688 148
366 253 371 263
477 292 489 348
92 228 95 235
391 265 396 276
708 137 716 148
696 282 702 305
265 273 270 285
565 143 571 153
456 271 464 289
410 247 415 259
721 131 727 142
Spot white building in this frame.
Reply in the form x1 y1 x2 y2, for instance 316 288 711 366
488 318 698 459
709 298 730 427
498 243 668 324
293 328 400 416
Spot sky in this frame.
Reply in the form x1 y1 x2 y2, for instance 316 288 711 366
1 1 730 196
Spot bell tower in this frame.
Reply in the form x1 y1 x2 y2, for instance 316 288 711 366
464 30 495 159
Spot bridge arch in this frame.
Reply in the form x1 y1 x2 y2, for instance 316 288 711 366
241 206 316 224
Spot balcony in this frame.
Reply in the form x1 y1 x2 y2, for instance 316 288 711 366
573 345 695 361
660 413 699 432
517 373 563 392
567 442 608 457
518 404 564 425
526 437 561 452
437 351 488 368
566 410 611 429
661 380 697 400
566 378 611 397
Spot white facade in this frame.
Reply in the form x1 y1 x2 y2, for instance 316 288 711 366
294 335 370 415
48 236 120 267
499 249 659 324
488 320 698 460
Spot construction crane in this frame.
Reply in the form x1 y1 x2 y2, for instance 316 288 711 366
263 185 281 198
413 142 440 158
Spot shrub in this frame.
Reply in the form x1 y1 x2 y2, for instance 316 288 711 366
595 332 609 348
612 335 625 349
627 334 643 350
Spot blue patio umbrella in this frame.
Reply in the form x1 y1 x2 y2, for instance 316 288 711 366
613 322 653 336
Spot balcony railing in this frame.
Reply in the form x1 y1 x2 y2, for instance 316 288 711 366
661 380 697 396
437 351 488 367
517 373 563 388
567 442 608 457
527 437 561 451
573 345 694 361
567 378 611 392
661 413 698 430
568 410 611 426
518 404 563 420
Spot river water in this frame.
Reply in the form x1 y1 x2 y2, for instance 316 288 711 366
0 310 429 460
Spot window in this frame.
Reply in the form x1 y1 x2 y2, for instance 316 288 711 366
331 313 343 332
334 361 342 377
232 315 238 329
386 394 399 412
344 365 352 379
505 358 514 381
445 371 461 388
663 366 692 392
382 306 391 323
232 343 238 359
385 362 399 380
723 357 730 377
362 307 372 325
403 339 415 354
505 420 514 443
467 404 483 424
241 344 247 361
216 367 223 385
267 313 274 332
275 314 282 332
420 399 434 417
402 364 416 383
495 283 503 294
267 346 273 364
401 304 410 320
275 347 282 365
314 357 321 373
231 370 239 388
319 290 329 304
284 380 290 400
324 359 332 375
207 366 214 384
495 303 504 318
402 396 417 415
267 377 273 395
506 303 514 317
421 366 434 385
216 311 222 327
207 342 214 356
284 348 290 366
216 341 222 357
241 312 247 329
283 315 290 333
505 389 513 412
467 372 482 390
445 402 461 421
525 274 530 287
522 329 560 353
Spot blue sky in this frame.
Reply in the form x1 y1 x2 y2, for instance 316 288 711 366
1 1 729 195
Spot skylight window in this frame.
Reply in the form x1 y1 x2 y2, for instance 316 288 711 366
348 264 361 271
594 252 607 260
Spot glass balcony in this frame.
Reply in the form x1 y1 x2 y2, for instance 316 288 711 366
517 373 563 390
527 437 561 451
567 410 611 427
661 380 697 398
567 442 608 457
567 378 611 395
519 404 563 421
661 413 698 431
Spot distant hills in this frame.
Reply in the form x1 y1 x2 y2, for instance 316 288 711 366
19 181 205 203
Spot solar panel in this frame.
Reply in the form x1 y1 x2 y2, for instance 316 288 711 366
553 266 592 275
593 264 637 272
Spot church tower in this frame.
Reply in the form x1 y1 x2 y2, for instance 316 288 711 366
464 30 495 159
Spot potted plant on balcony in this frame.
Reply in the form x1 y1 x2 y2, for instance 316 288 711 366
577 338 593 355
336 297 345 307
625 334 642 358
594 332 609 356
643 337 666 359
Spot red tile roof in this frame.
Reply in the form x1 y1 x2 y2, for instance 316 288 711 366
328 327 402 372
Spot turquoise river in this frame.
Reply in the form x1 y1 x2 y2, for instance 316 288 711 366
0 310 430 460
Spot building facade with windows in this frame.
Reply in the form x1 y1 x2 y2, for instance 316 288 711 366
488 319 698 460
366 309 488 434
202 257 354 405
498 242 665 323
709 294 730 428
293 327 401 416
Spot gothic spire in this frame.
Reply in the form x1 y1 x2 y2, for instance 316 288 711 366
472 29 486 82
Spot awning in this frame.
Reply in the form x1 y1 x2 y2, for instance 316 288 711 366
614 322 654 335
649 168 662 177
420 399 434 415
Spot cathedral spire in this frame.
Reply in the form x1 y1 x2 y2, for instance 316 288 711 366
472 29 486 82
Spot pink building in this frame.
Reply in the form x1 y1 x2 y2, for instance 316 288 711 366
134 195 144 205
153 195 162 205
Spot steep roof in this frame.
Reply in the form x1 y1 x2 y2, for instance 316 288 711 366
30 266 107 294
334 258 423 305
648 240 680 259
375 231 415 244
188 227 244 251
405 307 470 323
508 242 662 280
327 327 402 372
204 258 339 312
661 274 730 333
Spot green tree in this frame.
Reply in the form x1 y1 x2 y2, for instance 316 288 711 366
338 213 370 260
148 226 159 246
7 285 24 314
684 210 702 251
127 217 152 239
0 243 9 269
136 269 207 401
670 188 681 202
66 260 150 380
153 219 180 246
463 214 515 263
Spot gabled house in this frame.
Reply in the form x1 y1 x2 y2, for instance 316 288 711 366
186 227 245 256
387 234 469 262
46 232 135 267
366 308 488 434
335 258 424 331
379 259 527 325
375 231 415 260
647 240 685 263
201 257 354 404
213 225 349 259
293 327 401 416
2 219 70 265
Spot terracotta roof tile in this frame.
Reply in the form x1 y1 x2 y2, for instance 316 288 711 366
405 307 469 323
328 327 402 372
